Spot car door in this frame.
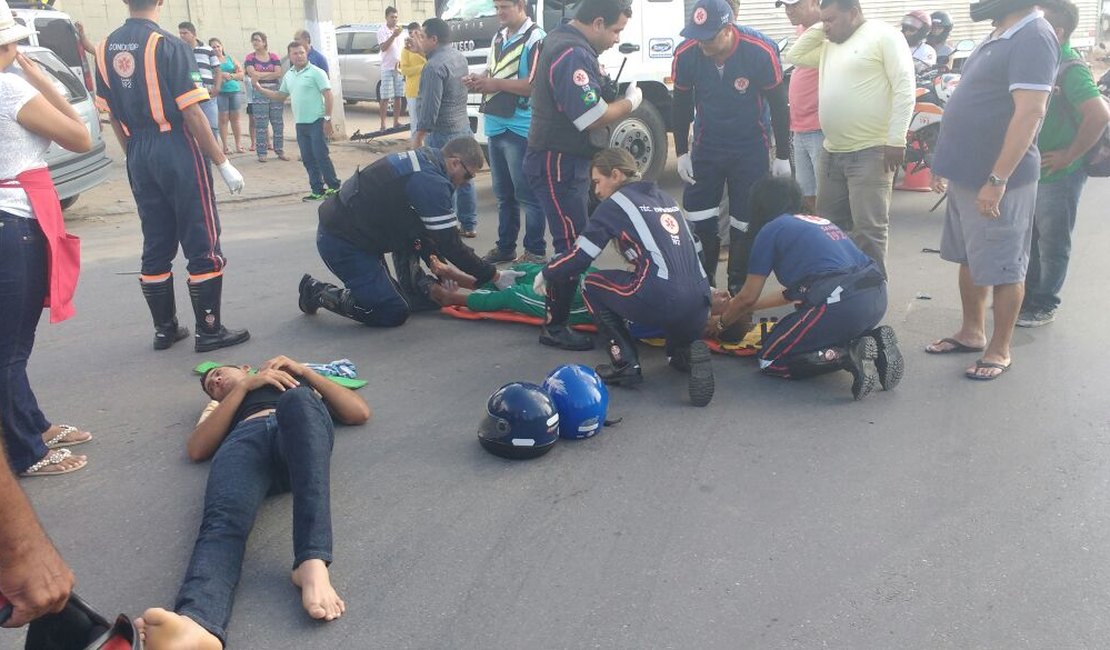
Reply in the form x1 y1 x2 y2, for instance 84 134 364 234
343 30 381 100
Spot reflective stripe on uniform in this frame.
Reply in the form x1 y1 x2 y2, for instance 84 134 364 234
610 190 669 280
685 207 719 222
143 32 172 132
406 150 421 171
574 235 602 258
421 213 459 230
176 87 210 111
729 217 750 232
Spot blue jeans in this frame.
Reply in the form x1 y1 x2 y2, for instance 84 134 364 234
1025 168 1087 311
316 227 410 327
174 388 335 646
200 98 220 142
792 129 824 197
489 131 545 256
295 119 340 195
0 213 51 473
425 130 477 232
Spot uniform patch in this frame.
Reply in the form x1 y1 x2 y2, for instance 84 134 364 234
693 7 708 25
734 77 750 92
190 71 202 82
660 213 680 235
572 69 589 86
582 89 598 105
113 51 136 79
793 214 832 225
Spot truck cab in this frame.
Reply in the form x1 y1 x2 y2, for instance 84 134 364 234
437 0 686 179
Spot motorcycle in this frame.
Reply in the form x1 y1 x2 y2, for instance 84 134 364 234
903 68 961 176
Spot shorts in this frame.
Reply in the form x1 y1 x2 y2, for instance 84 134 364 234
792 130 823 197
380 69 404 100
939 181 1036 286
216 92 242 113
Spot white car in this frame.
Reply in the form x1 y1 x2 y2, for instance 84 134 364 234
335 23 384 104
10 3 93 91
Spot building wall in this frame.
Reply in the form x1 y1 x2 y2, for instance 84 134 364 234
57 0 436 59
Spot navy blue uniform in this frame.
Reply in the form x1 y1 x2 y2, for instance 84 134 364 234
316 147 496 326
95 18 223 282
672 24 783 291
544 181 712 346
748 214 886 377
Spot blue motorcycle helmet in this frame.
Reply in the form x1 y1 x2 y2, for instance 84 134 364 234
478 382 560 459
542 364 609 440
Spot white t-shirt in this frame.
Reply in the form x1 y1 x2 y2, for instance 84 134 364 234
911 42 937 73
377 24 404 71
0 72 50 219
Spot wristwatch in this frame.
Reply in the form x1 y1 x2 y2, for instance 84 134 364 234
987 173 1007 186
323 116 332 122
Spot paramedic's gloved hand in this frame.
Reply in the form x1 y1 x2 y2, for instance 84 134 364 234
623 81 642 112
217 160 245 194
772 158 792 178
532 271 547 296
494 269 524 290
676 153 696 185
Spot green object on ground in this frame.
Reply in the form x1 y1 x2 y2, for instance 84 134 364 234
193 361 368 389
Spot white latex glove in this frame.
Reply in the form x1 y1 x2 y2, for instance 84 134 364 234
676 153 696 185
532 271 547 296
217 160 245 194
771 158 792 178
494 269 524 290
623 81 642 112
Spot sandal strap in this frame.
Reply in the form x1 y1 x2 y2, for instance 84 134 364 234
25 448 72 474
43 424 78 447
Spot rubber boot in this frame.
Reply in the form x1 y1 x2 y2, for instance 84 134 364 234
392 252 440 313
140 276 190 350
592 306 642 386
314 281 373 323
298 273 321 315
867 325 904 391
726 227 750 296
844 336 879 401
692 225 720 287
539 278 593 351
188 275 251 353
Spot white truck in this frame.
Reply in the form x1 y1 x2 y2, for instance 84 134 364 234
439 0 690 180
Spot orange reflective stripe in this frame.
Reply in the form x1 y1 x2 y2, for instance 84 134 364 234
144 32 171 133
188 271 223 283
140 272 172 283
175 87 209 110
95 39 109 89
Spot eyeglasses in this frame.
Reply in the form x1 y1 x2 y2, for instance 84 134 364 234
454 157 475 181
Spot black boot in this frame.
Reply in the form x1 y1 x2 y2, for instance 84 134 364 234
692 226 720 287
188 275 250 353
392 252 440 313
726 228 751 295
298 273 322 315
781 343 876 400
668 340 714 406
314 280 373 323
592 306 642 386
539 278 593 351
844 336 879 401
867 325 904 391
140 276 190 350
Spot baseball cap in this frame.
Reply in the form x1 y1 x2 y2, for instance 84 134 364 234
681 0 733 42
774 0 801 6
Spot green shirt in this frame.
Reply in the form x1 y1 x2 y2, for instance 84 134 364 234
279 63 330 124
1039 43 1101 183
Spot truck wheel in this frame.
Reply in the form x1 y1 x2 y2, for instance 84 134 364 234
608 101 667 181
59 195 78 210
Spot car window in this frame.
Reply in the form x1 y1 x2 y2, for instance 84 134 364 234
336 33 352 55
350 31 380 55
34 17 81 67
19 50 88 103
15 16 31 45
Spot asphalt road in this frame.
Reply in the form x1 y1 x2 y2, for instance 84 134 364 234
10 167 1110 649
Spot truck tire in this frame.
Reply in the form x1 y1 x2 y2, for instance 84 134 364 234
59 195 78 210
608 101 667 181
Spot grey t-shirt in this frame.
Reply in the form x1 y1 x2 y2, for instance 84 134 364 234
416 46 470 135
932 12 1059 189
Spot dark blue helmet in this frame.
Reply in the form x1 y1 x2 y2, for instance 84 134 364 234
543 364 609 440
478 382 560 459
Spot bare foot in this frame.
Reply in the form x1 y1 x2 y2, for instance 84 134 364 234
291 559 346 621
135 608 221 650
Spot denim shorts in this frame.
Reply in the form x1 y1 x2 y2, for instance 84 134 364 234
217 92 242 113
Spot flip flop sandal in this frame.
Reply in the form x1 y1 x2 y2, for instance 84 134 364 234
21 448 87 477
44 424 93 449
925 337 985 354
966 359 1011 381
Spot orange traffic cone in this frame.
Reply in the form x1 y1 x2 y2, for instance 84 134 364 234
896 140 932 192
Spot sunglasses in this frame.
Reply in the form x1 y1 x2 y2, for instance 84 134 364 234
454 157 475 181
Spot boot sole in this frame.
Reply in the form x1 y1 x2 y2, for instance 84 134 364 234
872 326 904 391
539 331 595 351
688 340 714 407
847 337 878 401
195 330 251 353
298 274 319 315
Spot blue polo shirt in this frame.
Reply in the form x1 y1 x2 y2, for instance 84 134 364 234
748 214 872 290
671 24 782 161
932 11 1058 189
484 19 545 139
307 46 330 76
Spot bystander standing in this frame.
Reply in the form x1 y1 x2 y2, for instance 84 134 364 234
245 31 288 162
399 22 426 135
377 7 406 132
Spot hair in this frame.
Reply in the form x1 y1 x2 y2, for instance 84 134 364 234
178 21 197 35
288 40 307 53
819 0 860 10
295 29 312 44
422 17 451 44
126 0 161 11
442 137 485 172
199 365 234 398
385 5 398 16
208 37 222 49
574 0 633 26
1041 0 1080 40
406 21 421 31
251 31 268 44
591 147 640 180
747 176 806 236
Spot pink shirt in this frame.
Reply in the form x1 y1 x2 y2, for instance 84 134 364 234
788 25 821 133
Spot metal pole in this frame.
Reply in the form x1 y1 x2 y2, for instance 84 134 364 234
304 0 347 138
